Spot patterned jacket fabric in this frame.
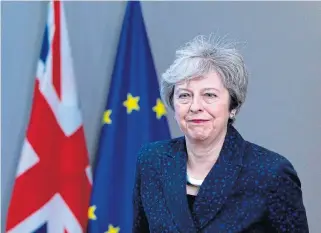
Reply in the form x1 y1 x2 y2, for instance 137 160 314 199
133 125 309 233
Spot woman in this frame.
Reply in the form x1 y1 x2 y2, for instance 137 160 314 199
132 34 309 232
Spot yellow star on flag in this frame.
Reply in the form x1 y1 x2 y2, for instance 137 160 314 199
102 109 112 124
105 224 120 233
88 205 97 220
123 93 140 114
152 98 167 119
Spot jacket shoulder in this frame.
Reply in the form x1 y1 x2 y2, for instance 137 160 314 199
244 141 297 175
137 137 183 165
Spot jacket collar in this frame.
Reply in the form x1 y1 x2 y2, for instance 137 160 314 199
171 125 244 166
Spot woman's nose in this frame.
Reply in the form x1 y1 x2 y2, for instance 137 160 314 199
189 97 203 113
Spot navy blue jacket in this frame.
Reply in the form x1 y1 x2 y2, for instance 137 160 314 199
133 125 309 232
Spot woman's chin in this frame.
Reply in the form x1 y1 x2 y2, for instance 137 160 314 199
188 132 210 142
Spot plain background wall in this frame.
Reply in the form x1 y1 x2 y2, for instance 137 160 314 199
2 1 321 232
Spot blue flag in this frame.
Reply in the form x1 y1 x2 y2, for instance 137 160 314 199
88 1 171 232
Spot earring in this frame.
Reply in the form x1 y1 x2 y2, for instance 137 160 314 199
230 111 236 119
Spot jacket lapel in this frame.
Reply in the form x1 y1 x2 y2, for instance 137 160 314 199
162 137 197 233
193 125 245 229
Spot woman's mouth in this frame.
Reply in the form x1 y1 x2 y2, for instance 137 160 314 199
189 119 209 123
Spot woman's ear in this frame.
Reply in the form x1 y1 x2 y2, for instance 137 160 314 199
229 109 236 119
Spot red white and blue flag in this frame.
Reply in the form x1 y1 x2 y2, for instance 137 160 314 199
6 1 92 232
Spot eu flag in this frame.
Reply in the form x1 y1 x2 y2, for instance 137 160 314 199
88 1 171 233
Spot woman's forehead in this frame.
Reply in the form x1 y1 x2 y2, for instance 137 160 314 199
175 72 224 90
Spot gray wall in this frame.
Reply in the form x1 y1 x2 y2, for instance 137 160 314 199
2 1 321 232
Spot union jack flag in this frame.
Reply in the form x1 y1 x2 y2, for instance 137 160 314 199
6 1 92 232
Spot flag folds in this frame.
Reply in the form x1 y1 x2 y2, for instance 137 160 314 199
88 1 171 233
6 1 92 232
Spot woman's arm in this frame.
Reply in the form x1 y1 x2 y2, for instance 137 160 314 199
132 148 150 233
267 159 309 232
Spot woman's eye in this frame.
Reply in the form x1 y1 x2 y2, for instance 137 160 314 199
178 93 190 98
204 93 217 98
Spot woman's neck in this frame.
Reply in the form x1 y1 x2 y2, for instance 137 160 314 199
185 127 227 179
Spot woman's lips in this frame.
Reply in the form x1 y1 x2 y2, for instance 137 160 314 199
189 119 209 123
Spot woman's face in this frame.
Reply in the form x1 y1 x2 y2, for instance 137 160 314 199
173 72 233 142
